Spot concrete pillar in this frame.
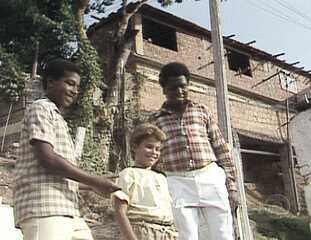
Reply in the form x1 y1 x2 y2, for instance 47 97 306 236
133 14 144 55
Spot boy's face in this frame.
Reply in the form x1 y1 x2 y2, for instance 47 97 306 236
46 71 80 112
163 75 189 105
133 136 161 169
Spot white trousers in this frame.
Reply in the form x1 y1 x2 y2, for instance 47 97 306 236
166 163 234 240
20 216 94 240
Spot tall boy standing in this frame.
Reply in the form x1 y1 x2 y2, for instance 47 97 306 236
150 62 237 240
13 59 120 240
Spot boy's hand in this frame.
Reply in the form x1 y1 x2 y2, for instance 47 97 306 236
89 176 121 195
228 190 240 213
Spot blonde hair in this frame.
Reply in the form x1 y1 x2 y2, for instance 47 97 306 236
131 123 166 148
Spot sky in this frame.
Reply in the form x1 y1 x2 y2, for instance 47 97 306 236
87 0 311 72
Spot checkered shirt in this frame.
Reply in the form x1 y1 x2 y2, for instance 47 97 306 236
13 98 80 226
150 100 237 191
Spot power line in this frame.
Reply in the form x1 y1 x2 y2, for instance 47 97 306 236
245 0 311 32
271 0 311 24
251 0 311 27
255 0 303 23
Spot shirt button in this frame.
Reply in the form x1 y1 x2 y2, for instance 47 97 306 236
189 159 194 167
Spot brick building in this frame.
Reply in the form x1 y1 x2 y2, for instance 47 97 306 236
87 4 311 213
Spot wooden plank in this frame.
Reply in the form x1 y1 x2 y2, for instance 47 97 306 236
303 184 311 232
233 148 254 240
240 148 280 157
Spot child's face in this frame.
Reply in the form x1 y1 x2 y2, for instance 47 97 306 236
47 71 80 112
133 136 161 169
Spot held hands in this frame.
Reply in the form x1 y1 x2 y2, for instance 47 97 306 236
89 175 121 195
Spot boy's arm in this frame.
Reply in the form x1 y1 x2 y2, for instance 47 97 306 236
32 140 120 194
114 198 138 240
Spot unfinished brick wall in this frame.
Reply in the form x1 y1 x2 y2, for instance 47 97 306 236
136 63 288 140
139 14 309 102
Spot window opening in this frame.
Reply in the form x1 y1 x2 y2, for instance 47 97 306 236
227 50 252 77
142 17 177 51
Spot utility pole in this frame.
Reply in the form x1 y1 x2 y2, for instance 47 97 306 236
209 0 232 144
209 0 253 239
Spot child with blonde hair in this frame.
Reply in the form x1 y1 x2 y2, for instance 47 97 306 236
112 123 177 240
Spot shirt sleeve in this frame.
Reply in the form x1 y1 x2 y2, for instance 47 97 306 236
205 106 237 191
26 103 56 147
111 169 134 204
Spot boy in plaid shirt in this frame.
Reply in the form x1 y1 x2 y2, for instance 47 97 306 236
13 59 120 240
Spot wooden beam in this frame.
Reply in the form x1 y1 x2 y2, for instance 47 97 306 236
206 44 213 52
240 148 280 157
252 71 281 88
224 34 236 39
272 53 285 58
289 61 300 66
245 40 256 45
90 15 101 20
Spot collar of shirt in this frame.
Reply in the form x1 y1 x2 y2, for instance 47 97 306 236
155 99 193 117
36 97 60 113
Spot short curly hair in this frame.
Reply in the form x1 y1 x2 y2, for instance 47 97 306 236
159 62 190 88
41 58 80 90
131 123 166 149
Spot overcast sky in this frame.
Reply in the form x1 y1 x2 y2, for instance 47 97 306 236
149 0 311 72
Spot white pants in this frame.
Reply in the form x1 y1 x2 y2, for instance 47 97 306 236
20 216 94 240
166 163 233 240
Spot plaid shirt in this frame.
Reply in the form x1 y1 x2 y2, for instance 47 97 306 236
13 98 80 226
151 100 237 191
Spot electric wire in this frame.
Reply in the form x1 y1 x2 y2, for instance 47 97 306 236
244 0 311 32
271 0 311 24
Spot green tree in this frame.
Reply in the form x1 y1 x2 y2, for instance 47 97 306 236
0 0 76 100
0 0 187 173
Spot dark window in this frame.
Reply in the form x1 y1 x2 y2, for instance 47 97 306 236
227 50 252 77
142 17 177 51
